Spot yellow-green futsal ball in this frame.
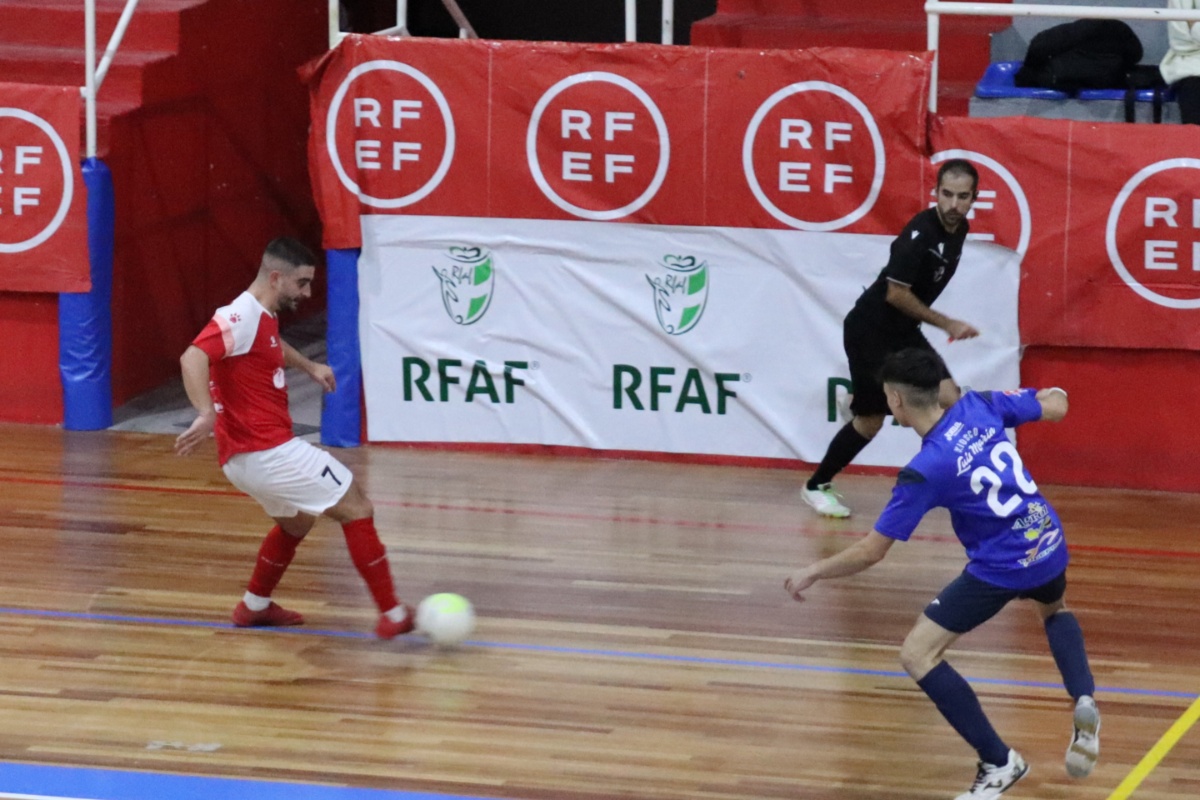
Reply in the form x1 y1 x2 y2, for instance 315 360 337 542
416 593 476 645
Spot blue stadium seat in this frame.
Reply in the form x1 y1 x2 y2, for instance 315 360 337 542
1076 86 1176 102
974 61 1070 100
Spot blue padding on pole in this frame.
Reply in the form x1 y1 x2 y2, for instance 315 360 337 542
321 247 362 447
60 157 114 430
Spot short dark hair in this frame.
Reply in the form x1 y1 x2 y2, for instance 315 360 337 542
879 348 947 408
263 236 316 269
936 158 979 193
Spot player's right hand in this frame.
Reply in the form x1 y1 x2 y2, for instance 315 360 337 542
784 569 817 602
174 413 215 456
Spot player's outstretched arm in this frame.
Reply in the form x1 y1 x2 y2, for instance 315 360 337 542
175 346 216 456
1035 387 1069 422
785 530 895 601
885 282 979 341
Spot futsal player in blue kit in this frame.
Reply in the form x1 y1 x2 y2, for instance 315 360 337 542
785 348 1099 800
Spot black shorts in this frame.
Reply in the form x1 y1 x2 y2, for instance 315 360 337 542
923 569 1068 635
842 313 947 417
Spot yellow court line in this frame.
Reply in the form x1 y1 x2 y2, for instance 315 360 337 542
1106 694 1200 800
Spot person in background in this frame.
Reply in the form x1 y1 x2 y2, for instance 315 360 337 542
786 348 1099 800
801 160 981 518
1161 0 1200 124
175 236 416 640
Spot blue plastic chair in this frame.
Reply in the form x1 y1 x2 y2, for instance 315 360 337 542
975 61 1071 100
1076 86 1176 102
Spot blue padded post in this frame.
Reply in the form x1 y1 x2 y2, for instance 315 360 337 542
59 157 114 430
321 247 362 447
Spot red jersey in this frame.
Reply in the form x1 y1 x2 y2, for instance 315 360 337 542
192 291 293 464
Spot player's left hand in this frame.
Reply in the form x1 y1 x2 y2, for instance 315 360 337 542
309 363 336 393
784 569 817 601
945 319 980 341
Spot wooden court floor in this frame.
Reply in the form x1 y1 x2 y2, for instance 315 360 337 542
0 422 1197 800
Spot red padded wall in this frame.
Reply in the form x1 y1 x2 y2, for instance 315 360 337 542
0 293 61 424
101 0 327 404
1018 347 1200 493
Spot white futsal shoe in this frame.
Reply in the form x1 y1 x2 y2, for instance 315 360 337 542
801 483 851 518
955 749 1029 800
1066 695 1100 778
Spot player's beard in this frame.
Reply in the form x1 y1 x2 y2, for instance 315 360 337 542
937 206 961 231
278 294 300 312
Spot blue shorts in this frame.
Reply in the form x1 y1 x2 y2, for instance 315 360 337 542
924 569 1068 634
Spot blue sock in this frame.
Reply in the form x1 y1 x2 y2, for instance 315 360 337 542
917 661 1009 766
1045 611 1095 699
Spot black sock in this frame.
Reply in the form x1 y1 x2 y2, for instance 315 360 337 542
807 422 872 489
1045 611 1096 699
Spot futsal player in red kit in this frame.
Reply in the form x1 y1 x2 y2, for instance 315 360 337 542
174 237 415 639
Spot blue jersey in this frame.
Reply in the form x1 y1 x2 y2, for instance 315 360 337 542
874 390 1068 590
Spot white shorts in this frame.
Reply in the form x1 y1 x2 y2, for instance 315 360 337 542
222 438 353 518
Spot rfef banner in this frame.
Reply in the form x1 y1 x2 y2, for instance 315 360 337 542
358 215 1020 467
933 116 1200 351
0 82 88 293
304 36 933 247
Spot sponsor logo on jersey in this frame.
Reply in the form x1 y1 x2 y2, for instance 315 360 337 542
1011 500 1050 534
955 426 997 475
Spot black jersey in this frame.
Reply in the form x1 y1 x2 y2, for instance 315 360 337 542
849 207 968 335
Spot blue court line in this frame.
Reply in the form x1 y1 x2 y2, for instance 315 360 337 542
0 606 1194 700
0 762 498 800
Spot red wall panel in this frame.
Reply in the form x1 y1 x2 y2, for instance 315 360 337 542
1019 346 1200 493
0 292 61 424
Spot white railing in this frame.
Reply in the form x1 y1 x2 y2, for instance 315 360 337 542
926 1 1200 112
329 1 677 49
329 0 476 47
83 0 141 158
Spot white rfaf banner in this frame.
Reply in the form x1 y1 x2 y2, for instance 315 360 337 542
359 215 1020 467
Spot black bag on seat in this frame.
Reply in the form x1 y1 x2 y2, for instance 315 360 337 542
1014 19 1143 92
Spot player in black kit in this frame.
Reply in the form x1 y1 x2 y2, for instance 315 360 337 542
801 159 983 518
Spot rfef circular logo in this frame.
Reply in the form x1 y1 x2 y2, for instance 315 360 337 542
526 72 669 221
1107 158 1200 309
742 82 884 231
0 107 74 254
932 149 1030 257
325 60 455 209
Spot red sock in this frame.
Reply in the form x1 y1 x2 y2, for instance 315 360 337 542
246 525 302 597
342 517 399 612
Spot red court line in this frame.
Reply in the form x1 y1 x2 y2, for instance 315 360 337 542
4 473 1198 561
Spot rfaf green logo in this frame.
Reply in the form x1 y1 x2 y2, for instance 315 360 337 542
645 255 708 335
432 246 494 325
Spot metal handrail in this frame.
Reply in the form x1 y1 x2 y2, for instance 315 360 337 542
329 0 476 48
926 1 1200 112
83 0 142 158
625 0 676 43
